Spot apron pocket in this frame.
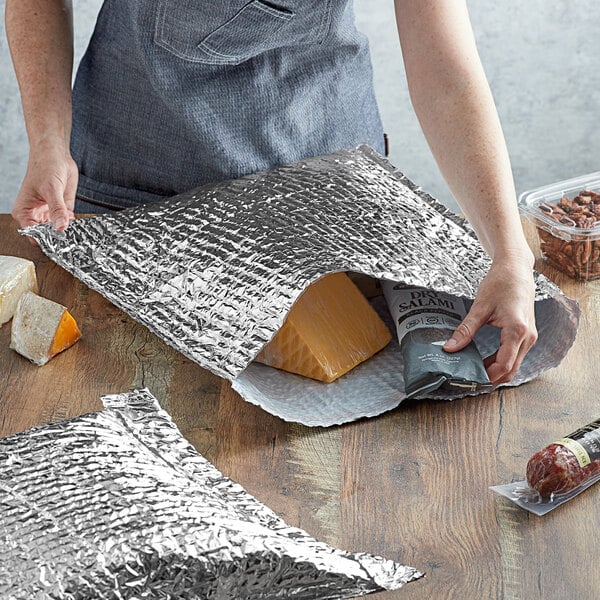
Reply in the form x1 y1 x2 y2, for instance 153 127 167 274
155 0 295 65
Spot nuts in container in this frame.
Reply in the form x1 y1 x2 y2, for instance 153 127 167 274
519 172 600 280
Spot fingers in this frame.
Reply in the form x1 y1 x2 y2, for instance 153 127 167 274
11 154 78 231
443 303 489 352
11 202 49 228
49 160 79 228
443 303 538 384
12 210 40 229
483 352 497 369
12 192 68 231
485 322 538 384
10 205 42 247
45 181 70 231
63 163 79 217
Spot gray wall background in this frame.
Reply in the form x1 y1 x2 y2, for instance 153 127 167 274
1 1 599 214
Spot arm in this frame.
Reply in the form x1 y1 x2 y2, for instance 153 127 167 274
6 0 78 230
394 0 537 383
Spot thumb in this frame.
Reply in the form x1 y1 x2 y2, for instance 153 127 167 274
443 307 488 353
63 164 79 215
46 184 70 231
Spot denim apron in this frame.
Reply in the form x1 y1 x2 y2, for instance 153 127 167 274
71 0 385 212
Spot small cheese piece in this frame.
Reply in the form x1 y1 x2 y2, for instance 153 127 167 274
10 292 81 366
255 272 391 382
0 256 38 325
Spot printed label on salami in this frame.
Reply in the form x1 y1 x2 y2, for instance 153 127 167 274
555 438 591 468
555 418 600 468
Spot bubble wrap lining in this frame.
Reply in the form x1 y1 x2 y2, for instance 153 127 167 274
22 146 580 426
0 389 422 598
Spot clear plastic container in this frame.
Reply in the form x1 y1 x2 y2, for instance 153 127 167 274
519 172 600 280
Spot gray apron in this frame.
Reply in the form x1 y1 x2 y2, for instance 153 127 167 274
71 0 385 212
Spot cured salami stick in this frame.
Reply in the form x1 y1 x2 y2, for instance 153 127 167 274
527 418 600 496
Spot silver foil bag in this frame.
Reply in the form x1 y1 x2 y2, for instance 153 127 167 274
0 389 422 598
23 146 580 426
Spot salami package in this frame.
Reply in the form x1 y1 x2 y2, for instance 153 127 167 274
491 417 600 515
382 283 492 398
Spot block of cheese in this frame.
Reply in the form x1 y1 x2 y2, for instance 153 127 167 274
10 292 81 366
0 256 38 325
255 272 391 382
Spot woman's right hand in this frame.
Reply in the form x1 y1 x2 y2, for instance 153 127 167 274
11 141 79 231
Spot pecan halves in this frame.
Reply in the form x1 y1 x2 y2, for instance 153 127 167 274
536 190 600 280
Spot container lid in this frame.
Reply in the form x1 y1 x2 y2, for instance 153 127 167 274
518 171 600 241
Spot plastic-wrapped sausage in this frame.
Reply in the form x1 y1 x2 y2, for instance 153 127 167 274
491 417 600 515
527 418 600 496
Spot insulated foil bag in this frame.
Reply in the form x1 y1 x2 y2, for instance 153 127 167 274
0 389 421 598
23 147 580 426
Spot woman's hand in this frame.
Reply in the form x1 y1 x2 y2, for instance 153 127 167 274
6 0 76 230
394 0 538 382
12 142 78 231
443 249 538 384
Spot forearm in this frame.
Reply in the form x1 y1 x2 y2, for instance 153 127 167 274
412 81 531 262
395 0 532 263
5 0 74 153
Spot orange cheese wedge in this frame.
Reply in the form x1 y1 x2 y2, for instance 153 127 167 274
10 291 81 366
255 272 391 382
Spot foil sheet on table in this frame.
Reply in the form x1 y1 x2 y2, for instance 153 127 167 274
0 389 422 598
23 146 580 426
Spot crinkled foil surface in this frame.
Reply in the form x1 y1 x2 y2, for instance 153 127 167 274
23 146 580 426
0 389 422 598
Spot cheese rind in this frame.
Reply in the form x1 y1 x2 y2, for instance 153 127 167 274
255 272 391 382
0 256 38 325
10 292 81 366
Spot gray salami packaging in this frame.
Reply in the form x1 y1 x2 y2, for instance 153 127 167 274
383 283 492 398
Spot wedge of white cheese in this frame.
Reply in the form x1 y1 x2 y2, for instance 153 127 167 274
0 256 38 326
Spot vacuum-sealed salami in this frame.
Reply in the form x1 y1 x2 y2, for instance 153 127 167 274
527 418 600 496
491 417 600 515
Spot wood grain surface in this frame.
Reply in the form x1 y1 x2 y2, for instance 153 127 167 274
0 214 598 599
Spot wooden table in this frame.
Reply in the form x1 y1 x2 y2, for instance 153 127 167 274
1 213 598 599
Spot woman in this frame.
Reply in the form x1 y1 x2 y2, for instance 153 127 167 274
6 0 537 383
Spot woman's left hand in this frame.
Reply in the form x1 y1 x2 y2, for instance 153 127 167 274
443 249 538 384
